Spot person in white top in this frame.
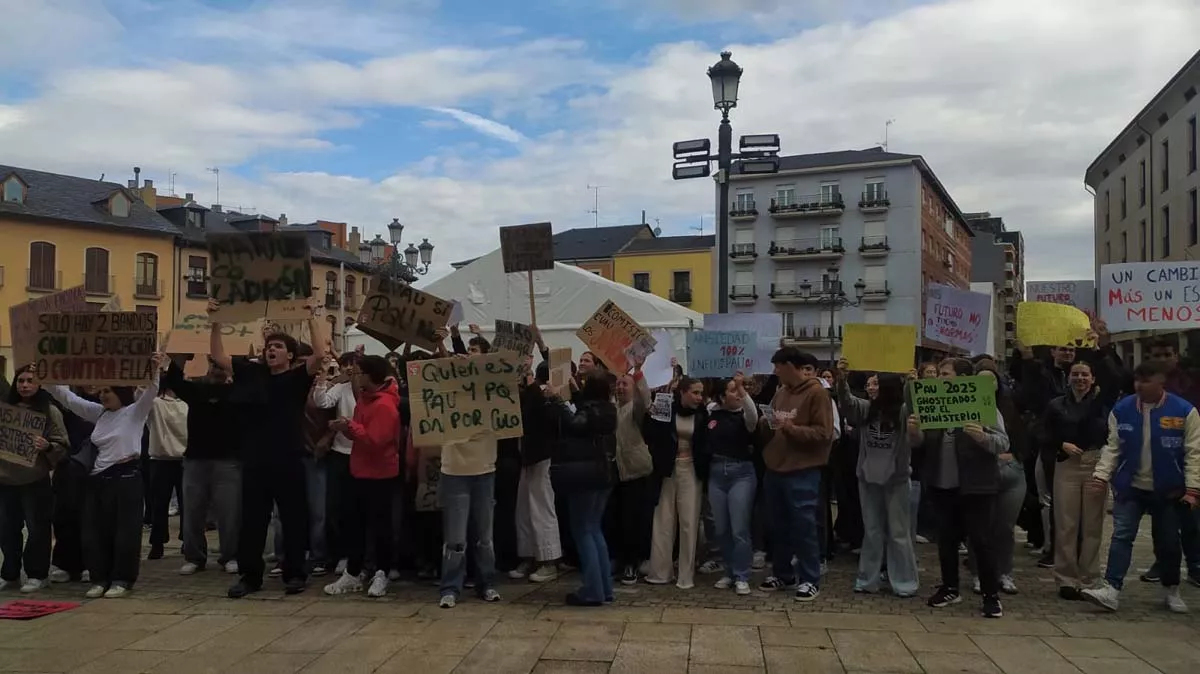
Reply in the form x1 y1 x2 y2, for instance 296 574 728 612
310 352 360 573
45 352 165 599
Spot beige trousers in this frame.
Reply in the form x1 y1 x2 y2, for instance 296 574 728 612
647 458 702 589
1053 452 1106 589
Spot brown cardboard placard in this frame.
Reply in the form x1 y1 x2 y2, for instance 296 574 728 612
207 232 313 324
576 299 657 374
34 311 157 386
498 222 554 274
8 286 88 369
548 347 572 393
356 276 453 352
164 313 259 357
405 352 524 446
0 403 47 468
492 320 534 356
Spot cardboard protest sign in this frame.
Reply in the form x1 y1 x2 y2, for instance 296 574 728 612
842 324 915 373
576 299 657 374
208 232 313 324
413 446 443 512
9 286 88 369
548 347 572 394
923 283 991 354
1098 261 1200 332
99 296 122 312
687 330 756 377
910 375 997 431
498 222 554 274
1026 280 1095 318
1015 302 1094 347
0 403 47 468
164 313 258 357
34 312 157 386
492 320 535 356
649 393 673 423
406 352 525 446
357 276 453 352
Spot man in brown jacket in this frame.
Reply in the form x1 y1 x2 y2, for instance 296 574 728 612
759 347 835 602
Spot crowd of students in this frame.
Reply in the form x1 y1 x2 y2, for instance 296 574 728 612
0 305 1197 619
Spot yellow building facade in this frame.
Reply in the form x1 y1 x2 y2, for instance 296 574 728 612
613 235 715 314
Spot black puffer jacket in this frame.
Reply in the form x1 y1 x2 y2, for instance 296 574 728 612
552 399 618 491
1044 387 1110 462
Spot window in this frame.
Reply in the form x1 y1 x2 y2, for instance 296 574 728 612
136 305 156 317
820 182 840 203
1161 140 1170 190
946 252 955 273
135 253 158 296
864 265 887 284
734 270 754 292
28 241 56 290
864 179 885 202
1190 189 1198 247
632 272 650 292
325 270 338 307
672 271 691 301
943 217 953 237
775 225 795 246
186 209 200 228
735 189 754 210
1139 160 1147 205
186 255 208 297
84 247 110 294
1163 205 1171 257
1120 177 1127 219
820 226 840 248
345 275 356 308
1104 190 1110 230
1121 231 1128 262
110 193 130 217
1189 115 1197 174
1140 219 1147 260
773 268 796 286
2 176 23 204
774 184 795 207
781 312 795 337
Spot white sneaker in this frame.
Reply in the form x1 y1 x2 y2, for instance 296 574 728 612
81 570 91 583
481 588 501 602
751 551 766 570
734 580 752 596
915 535 931 544
972 578 981 595
508 561 533 580
335 559 348 575
48 567 70 584
439 594 457 609
323 571 364 596
1000 575 1018 595
85 584 106 598
1081 582 1120 612
698 559 724 575
367 571 389 598
714 576 733 590
179 563 200 576
0 579 9 591
20 579 45 593
529 564 559 583
1165 586 1189 614
168 504 179 517
223 561 239 574
103 585 130 598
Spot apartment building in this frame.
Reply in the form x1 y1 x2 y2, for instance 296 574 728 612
966 212 1024 359
1087 48 1200 357
721 147 973 361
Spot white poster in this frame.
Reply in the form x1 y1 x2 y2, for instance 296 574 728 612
1026 280 1096 317
1099 262 1200 332
702 312 779 374
924 283 992 355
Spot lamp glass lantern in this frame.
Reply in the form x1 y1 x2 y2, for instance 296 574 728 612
368 235 386 261
418 238 434 266
357 243 371 264
404 243 420 268
707 51 743 112
387 218 404 246
853 279 867 300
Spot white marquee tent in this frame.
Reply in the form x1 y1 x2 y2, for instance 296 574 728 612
344 247 704 359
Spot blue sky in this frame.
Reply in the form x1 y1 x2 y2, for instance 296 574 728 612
1 0 1198 280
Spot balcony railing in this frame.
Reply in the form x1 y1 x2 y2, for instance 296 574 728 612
783 324 843 342
859 191 890 211
134 278 163 299
325 295 341 309
861 281 891 300
729 202 758 220
83 273 116 296
859 235 890 255
769 237 844 256
730 242 757 258
769 194 845 216
669 288 693 304
27 268 63 292
729 284 757 301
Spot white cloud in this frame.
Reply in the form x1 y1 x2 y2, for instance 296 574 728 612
1 0 1198 285
429 108 525 144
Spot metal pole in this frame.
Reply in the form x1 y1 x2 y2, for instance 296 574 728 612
338 261 345 352
829 299 836 366
717 114 732 313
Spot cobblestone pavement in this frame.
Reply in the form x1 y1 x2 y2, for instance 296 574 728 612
1 524 1198 672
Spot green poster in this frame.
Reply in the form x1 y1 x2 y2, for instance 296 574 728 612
910 376 998 431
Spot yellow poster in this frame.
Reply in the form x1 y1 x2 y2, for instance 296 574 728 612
842 324 915 373
1016 302 1094 347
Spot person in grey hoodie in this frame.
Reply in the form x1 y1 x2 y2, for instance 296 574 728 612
834 360 918 597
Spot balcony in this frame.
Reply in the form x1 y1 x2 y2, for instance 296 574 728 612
729 284 758 305
27 268 63 293
859 235 890 258
768 237 844 261
769 282 829 304
345 296 359 312
783 324 843 347
1003 279 1015 292
324 295 341 309
1005 329 1015 340
730 202 758 222
669 288 693 305
83 273 116 296
730 242 758 263
769 194 845 219
861 281 891 302
134 278 163 300
858 191 890 213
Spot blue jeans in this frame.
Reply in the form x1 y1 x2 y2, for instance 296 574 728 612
858 479 919 595
567 488 613 603
1103 488 1189 590
303 455 328 565
439 472 497 598
708 457 757 582
994 460 1027 576
764 467 822 586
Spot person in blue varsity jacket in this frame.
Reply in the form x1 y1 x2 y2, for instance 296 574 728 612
1082 361 1200 614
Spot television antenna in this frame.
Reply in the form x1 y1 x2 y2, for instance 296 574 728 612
586 184 604 227
880 119 895 151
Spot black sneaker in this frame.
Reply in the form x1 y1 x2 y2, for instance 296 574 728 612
1139 569 1161 583
284 578 306 595
620 565 638 586
1036 554 1054 569
148 545 164 560
927 585 962 608
981 594 1003 618
227 580 261 599
1058 586 1082 601
759 576 794 592
794 582 820 602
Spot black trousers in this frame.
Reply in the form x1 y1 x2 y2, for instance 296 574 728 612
0 478 54 582
83 462 144 587
237 457 309 586
928 487 1000 596
492 448 521 573
609 476 655 568
832 437 864 548
344 477 398 577
325 452 352 564
149 459 184 546
52 459 88 578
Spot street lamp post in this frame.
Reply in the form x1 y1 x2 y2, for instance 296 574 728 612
358 218 434 284
800 266 866 364
671 51 782 313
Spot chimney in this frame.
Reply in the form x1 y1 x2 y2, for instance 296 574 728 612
140 179 157 210
279 213 288 228
641 210 646 224
127 179 137 188
184 192 194 202
349 226 361 250
212 204 222 213
133 166 141 188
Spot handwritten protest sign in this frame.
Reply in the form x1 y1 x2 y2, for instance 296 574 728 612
9 286 88 369
0 403 47 468
357 276 453 351
164 314 258 356
208 232 313 324
34 312 157 386
576 300 657 374
1098 261 1200 332
406 352 524 446
1016 302 1094 347
413 446 443 512
924 283 991 354
910 375 997 431
843 324 915 373
498 222 554 274
548 347 572 394
703 312 779 375
687 330 755 377
493 320 535 356
1026 280 1095 317
650 393 673 423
